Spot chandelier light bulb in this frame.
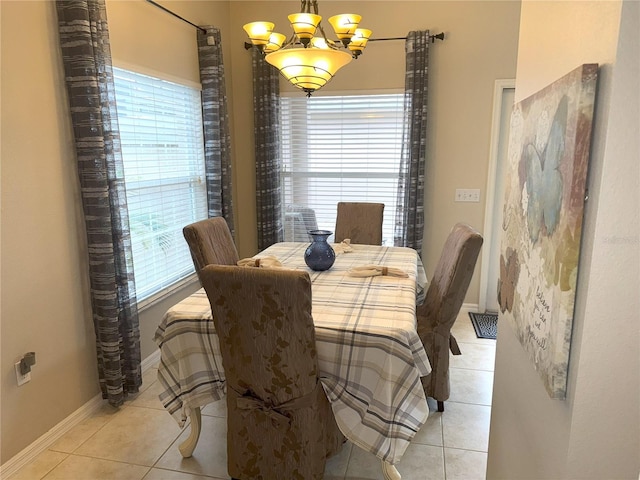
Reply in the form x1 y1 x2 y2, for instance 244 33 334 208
288 13 322 44
243 22 275 46
328 14 361 46
264 32 287 53
348 28 372 56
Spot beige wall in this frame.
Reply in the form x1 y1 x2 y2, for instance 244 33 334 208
487 1 639 478
0 0 231 462
1 0 521 464
1 0 98 462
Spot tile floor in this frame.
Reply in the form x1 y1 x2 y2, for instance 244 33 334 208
9 311 495 480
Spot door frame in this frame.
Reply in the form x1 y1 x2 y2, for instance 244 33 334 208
479 79 516 313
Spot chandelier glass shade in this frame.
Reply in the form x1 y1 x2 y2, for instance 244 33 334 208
265 47 352 93
243 1 371 95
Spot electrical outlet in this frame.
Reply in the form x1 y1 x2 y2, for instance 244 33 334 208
15 362 31 386
455 188 481 202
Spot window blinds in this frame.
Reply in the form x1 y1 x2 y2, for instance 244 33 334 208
113 68 207 302
280 93 404 245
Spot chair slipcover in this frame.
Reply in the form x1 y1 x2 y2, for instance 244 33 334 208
200 265 345 480
334 202 384 245
417 223 483 412
183 217 239 280
285 204 319 242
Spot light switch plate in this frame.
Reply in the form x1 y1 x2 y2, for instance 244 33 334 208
455 188 481 202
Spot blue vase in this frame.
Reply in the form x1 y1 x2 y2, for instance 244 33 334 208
304 230 336 271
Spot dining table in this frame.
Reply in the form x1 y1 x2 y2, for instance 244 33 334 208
154 241 431 479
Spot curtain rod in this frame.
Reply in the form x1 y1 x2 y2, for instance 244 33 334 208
144 0 446 44
145 0 207 33
371 32 445 43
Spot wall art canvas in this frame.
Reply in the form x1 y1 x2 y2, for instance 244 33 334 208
498 64 598 398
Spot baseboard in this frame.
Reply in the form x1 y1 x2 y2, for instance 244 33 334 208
0 350 160 478
0 393 104 478
142 349 161 372
460 303 479 314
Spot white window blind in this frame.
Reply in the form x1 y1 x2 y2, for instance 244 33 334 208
280 93 404 245
113 68 207 302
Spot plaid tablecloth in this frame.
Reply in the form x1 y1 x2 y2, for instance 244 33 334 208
154 242 431 465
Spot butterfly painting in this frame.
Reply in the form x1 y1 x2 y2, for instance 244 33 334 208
523 96 567 244
499 64 598 398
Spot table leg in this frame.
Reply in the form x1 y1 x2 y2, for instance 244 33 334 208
178 406 202 458
381 459 402 480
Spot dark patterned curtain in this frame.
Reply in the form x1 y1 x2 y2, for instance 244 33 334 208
197 27 235 234
252 49 283 250
395 30 430 256
56 0 141 406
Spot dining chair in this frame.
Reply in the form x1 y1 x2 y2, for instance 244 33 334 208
183 217 239 280
200 264 345 480
417 223 483 412
334 202 384 245
284 204 319 242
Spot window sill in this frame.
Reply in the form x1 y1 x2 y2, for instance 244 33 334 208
136 274 200 313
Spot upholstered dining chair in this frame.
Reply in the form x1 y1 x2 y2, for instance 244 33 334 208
417 223 483 412
200 265 345 480
183 217 239 280
334 202 384 245
284 204 319 242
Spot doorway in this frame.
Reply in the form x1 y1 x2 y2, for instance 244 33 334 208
479 80 515 313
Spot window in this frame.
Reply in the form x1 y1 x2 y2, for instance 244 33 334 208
280 93 404 245
113 68 207 303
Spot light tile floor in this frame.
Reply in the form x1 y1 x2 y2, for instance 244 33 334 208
9 311 495 480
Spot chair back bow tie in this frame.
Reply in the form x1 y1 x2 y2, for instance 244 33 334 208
236 396 292 431
232 382 320 432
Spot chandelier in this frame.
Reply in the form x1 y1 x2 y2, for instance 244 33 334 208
243 0 371 96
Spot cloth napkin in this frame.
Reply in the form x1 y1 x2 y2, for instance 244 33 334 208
237 255 283 268
332 239 353 254
347 265 408 278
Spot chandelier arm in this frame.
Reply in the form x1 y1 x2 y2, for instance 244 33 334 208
315 23 339 50
298 0 313 14
282 32 299 49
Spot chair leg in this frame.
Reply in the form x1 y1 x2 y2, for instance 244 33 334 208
437 400 444 412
